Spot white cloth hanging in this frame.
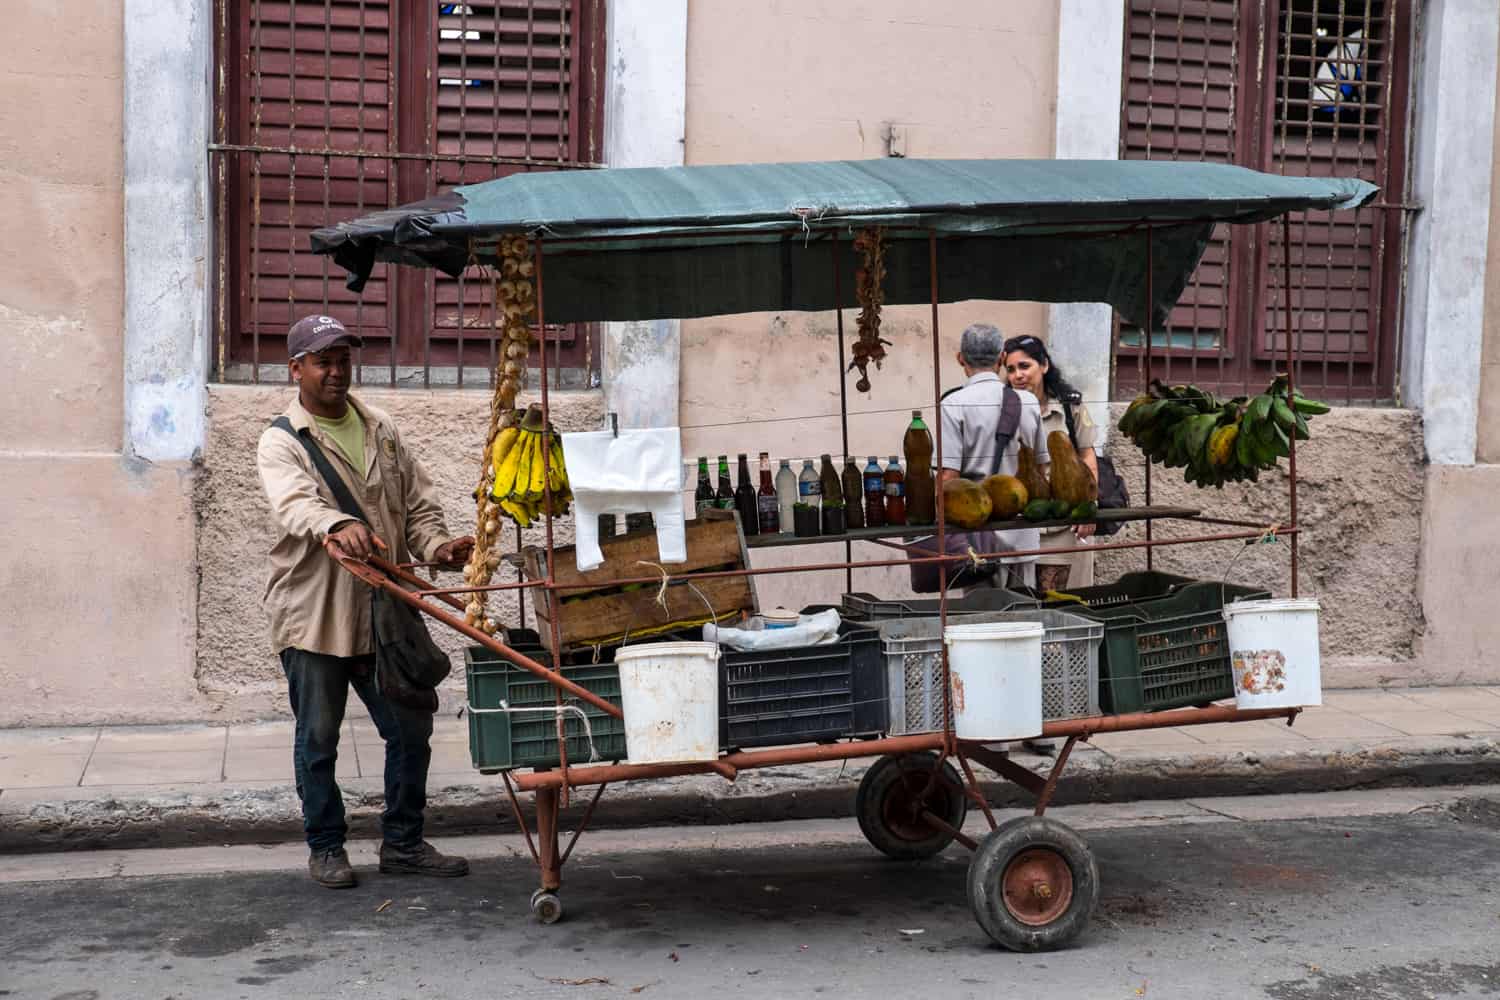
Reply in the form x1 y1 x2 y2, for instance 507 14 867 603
562 427 687 573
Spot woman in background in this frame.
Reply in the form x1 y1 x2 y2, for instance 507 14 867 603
1003 335 1098 593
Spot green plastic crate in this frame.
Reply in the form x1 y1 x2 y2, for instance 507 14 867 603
464 646 627 774
1072 580 1270 714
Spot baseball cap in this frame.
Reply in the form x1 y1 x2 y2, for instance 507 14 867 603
288 315 364 358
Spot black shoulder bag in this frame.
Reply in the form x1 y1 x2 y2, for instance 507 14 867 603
1060 399 1129 536
272 417 449 712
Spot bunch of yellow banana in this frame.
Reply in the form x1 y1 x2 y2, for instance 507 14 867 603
489 403 571 527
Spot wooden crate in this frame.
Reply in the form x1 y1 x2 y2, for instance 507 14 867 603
521 512 759 653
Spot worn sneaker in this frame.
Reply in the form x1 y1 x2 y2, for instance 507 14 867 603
378 840 470 878
308 847 357 889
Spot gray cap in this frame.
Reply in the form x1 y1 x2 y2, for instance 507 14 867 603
288 314 363 358
958 322 1004 368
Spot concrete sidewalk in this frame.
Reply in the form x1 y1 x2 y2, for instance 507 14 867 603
3 686 1499 852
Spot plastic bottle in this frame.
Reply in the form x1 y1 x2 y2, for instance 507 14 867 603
819 454 844 506
756 452 780 534
715 455 734 510
775 459 798 533
903 410 936 525
734 453 759 535
884 455 907 526
798 459 821 508
694 456 714 517
842 457 866 530
863 456 886 528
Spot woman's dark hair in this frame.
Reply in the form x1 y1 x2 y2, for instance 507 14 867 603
1004 335 1083 442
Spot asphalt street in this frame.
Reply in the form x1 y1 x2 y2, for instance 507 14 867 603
2 791 1498 1000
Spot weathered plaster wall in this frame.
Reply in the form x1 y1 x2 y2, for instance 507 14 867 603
1097 406 1430 687
1479 34 1500 464
196 386 604 716
1415 465 1500 683
0 2 207 727
679 0 1061 613
0 0 124 452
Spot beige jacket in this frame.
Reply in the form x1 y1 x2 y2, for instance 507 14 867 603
257 394 454 657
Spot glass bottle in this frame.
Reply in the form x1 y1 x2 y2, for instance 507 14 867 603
863 456 886 528
734 453 759 535
756 453 780 534
775 459 798 533
694 456 714 517
715 454 734 509
841 457 865 529
884 455 907 525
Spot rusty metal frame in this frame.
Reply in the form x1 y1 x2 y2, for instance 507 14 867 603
327 184 1321 921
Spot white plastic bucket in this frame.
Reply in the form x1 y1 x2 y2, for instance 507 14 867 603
1223 598 1323 709
615 641 721 764
943 621 1045 741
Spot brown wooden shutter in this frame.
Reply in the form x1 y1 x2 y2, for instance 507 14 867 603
226 0 397 369
1119 0 1244 389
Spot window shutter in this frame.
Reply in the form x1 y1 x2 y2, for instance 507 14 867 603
228 0 396 368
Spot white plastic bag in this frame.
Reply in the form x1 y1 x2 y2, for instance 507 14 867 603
704 609 843 652
563 427 686 573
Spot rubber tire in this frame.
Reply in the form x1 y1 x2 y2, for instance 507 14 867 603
967 816 1099 952
855 752 968 860
531 890 564 925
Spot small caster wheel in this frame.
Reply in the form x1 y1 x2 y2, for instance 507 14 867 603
530 889 563 925
967 815 1098 952
855 752 968 860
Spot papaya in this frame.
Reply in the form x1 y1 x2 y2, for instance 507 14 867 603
941 478 993 529
1021 499 1053 522
981 474 1028 519
1017 444 1050 501
1047 430 1098 506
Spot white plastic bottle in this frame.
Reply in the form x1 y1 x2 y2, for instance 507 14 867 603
775 459 798 533
798 459 821 508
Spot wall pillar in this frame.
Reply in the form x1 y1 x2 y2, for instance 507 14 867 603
1402 0 1499 465
1045 0 1126 443
600 0 688 429
122 0 211 462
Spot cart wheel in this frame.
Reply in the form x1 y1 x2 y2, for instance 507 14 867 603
855 752 968 860
967 816 1098 952
530 889 564 925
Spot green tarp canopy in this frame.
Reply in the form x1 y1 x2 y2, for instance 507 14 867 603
308 158 1377 328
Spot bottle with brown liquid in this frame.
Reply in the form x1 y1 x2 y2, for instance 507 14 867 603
819 454 844 507
756 452 780 534
734 453 759 535
903 410 936 524
863 456 886 528
841 457 865 529
883 455 907 525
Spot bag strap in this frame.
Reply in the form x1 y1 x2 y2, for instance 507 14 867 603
271 416 368 523
989 386 1023 477
1061 397 1080 450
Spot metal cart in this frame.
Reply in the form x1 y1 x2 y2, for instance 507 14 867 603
313 158 1375 950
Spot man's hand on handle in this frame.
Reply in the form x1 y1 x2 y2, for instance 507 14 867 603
433 536 475 569
324 521 388 561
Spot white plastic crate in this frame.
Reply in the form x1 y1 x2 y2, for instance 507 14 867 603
877 610 1103 735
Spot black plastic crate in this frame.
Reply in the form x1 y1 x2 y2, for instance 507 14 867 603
718 622 888 749
839 588 1035 621
1071 580 1271 713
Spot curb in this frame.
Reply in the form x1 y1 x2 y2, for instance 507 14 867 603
4 737 1498 854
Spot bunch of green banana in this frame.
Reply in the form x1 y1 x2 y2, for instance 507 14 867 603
1117 377 1329 489
488 403 572 526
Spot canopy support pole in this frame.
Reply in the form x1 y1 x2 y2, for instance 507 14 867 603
1143 226 1154 572
832 230 853 595
1282 215 1300 598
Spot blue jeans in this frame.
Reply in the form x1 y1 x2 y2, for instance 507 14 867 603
280 648 434 853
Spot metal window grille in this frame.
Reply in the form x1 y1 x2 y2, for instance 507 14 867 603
210 0 605 389
1119 0 1413 404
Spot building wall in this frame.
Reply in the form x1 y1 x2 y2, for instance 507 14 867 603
0 1 205 727
679 0 1062 614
